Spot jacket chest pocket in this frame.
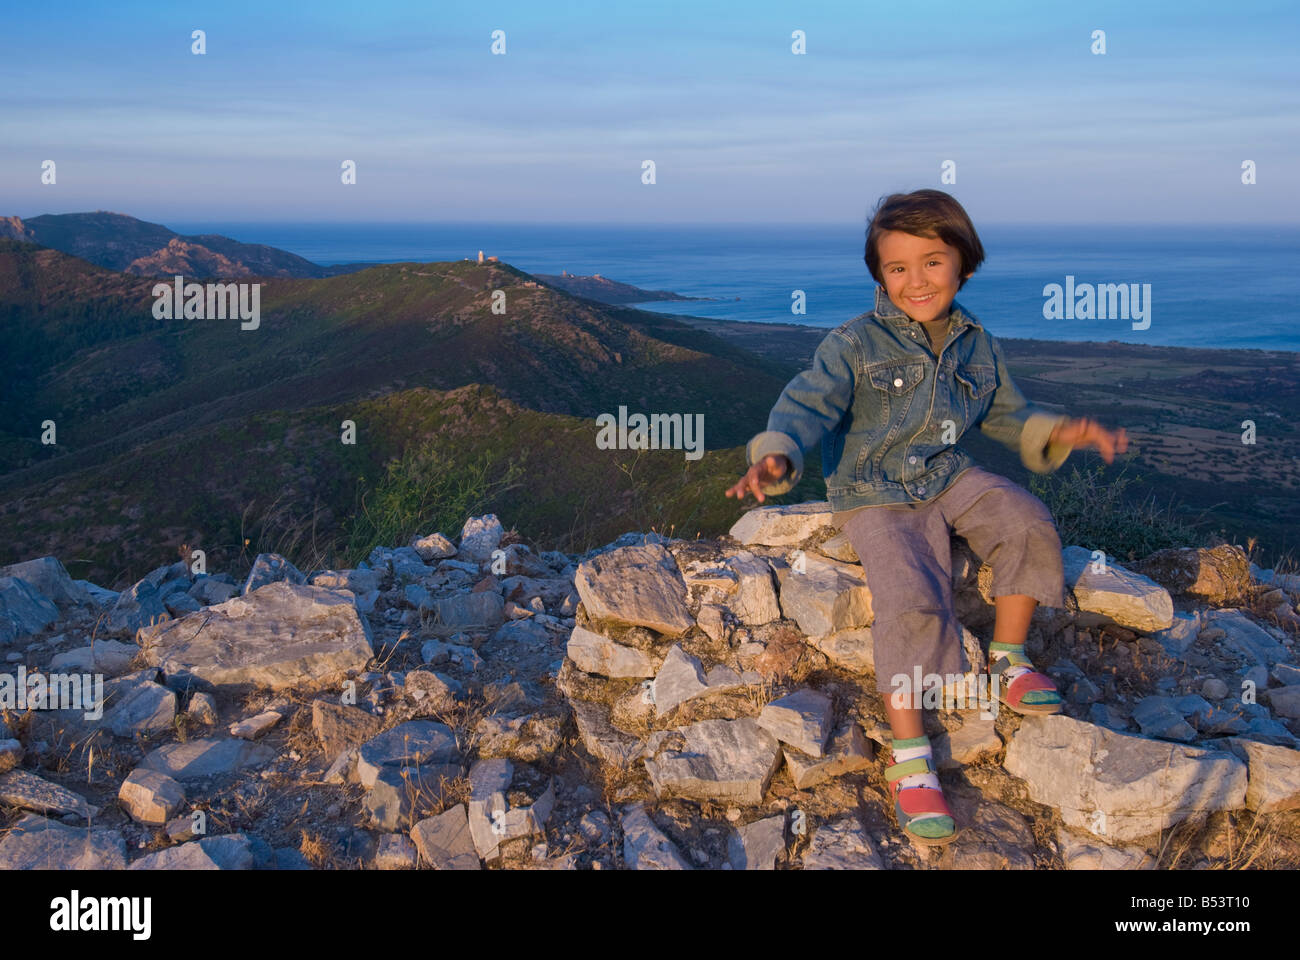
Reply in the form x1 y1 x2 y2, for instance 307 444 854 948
868 360 926 396
954 363 997 419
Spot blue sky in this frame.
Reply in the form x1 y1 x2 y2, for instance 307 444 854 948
1 0 1296 223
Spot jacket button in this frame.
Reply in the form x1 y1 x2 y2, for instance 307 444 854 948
909 456 917 464
918 486 926 495
893 377 903 387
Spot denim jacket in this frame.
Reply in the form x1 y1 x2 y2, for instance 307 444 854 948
746 285 1072 512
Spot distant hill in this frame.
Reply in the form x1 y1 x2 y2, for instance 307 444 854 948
534 272 706 305
0 211 370 279
0 240 801 584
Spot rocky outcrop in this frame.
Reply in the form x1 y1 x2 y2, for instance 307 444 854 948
0 508 1297 870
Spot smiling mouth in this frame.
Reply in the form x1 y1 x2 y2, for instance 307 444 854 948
907 293 936 303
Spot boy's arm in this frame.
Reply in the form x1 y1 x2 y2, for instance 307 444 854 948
746 329 856 496
975 334 1072 474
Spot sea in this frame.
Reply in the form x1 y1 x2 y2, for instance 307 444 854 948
166 222 1300 353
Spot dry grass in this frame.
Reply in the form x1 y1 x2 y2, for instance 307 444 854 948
1152 808 1299 870
299 829 337 868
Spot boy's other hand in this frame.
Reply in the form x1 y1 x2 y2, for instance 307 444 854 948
726 454 791 504
1050 417 1129 464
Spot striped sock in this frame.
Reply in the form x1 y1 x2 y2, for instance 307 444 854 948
889 734 951 835
990 641 1059 705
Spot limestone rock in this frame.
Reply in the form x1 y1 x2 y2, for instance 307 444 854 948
801 817 883 869
130 834 254 870
815 532 859 563
458 515 504 564
0 575 60 643
190 576 239 605
777 555 872 638
355 720 459 789
1131 544 1252 607
933 714 1001 770
104 680 176 738
782 719 874 788
105 578 170 637
364 763 461 831
50 639 138 676
241 552 306 595
411 532 457 561
567 624 658 678
571 699 644 767
574 544 694 637
187 692 220 725
0 814 126 870
1204 609 1291 668
728 502 833 547
727 813 785 869
1057 827 1156 869
620 802 691 869
229 710 282 740
138 581 374 691
118 768 186 825
374 833 418 869
757 688 833 757
140 737 275 780
411 804 481 869
808 626 874 674
724 551 782 626
1003 714 1246 842
1263 686 1300 720
1062 547 1174 633
0 557 90 609
643 718 782 805
429 592 505 632
0 769 98 819
1224 738 1300 812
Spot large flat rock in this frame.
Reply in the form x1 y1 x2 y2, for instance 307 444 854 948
1062 547 1174 633
140 737 275 780
574 544 693 637
567 624 658 678
138 581 374 691
0 814 126 870
728 502 833 547
355 720 459 789
411 804 481 869
777 555 872 638
644 717 782 805
1004 714 1246 843
0 557 90 609
129 834 254 870
0 769 98 819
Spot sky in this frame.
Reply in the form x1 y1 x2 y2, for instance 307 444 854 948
1 0 1297 224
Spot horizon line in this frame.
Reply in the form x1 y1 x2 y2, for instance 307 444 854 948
7 213 1300 230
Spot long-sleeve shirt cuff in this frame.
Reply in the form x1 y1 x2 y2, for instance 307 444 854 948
1020 412 1073 474
746 430 802 495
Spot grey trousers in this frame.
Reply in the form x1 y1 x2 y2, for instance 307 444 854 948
839 465 1066 695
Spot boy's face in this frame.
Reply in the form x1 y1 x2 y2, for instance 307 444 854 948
876 229 973 323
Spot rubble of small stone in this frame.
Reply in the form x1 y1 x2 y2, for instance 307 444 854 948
1 504 1299 870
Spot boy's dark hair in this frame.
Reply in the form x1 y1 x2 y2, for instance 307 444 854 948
863 189 985 291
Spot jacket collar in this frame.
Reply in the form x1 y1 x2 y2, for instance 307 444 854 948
871 285 977 332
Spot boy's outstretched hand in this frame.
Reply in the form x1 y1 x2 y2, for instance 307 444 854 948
726 454 790 504
1050 416 1129 464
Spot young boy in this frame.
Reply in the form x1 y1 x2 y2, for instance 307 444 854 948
725 189 1127 846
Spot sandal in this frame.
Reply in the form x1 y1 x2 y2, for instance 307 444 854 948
883 755 959 847
989 641 1063 716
